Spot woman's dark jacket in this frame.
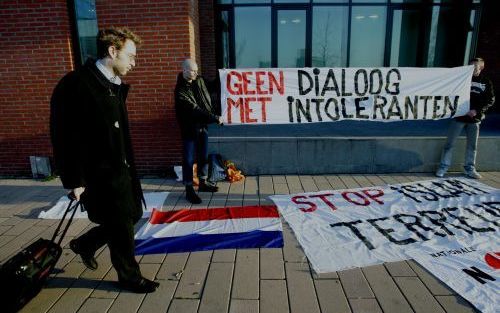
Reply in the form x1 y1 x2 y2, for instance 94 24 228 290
174 73 219 139
50 59 144 224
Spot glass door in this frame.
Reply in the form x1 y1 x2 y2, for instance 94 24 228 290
389 8 424 66
276 9 307 67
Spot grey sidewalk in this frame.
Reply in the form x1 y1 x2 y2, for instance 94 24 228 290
2 172 498 313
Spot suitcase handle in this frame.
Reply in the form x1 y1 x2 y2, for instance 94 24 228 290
50 194 80 246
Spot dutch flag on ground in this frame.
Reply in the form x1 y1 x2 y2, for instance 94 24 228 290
134 205 284 254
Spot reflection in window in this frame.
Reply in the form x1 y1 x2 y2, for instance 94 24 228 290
426 5 475 67
220 11 230 68
430 6 467 67
218 1 481 69
234 0 269 3
274 0 308 3
74 0 98 63
390 10 421 66
235 7 271 68
312 6 348 67
314 0 347 2
350 6 386 67
352 0 386 3
463 9 476 65
391 0 422 3
278 10 306 68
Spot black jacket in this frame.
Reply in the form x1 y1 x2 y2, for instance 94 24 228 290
50 59 144 224
174 73 219 139
456 72 495 123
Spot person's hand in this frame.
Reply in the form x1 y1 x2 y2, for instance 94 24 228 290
467 109 477 118
218 116 224 125
72 187 86 201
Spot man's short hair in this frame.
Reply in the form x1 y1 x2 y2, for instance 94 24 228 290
96 27 142 59
470 57 484 64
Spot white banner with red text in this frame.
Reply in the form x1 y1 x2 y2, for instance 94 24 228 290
408 241 499 313
269 178 500 273
219 66 473 124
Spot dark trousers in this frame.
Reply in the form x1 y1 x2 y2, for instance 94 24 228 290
74 218 141 282
182 129 209 185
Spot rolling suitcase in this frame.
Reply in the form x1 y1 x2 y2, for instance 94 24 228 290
0 195 80 313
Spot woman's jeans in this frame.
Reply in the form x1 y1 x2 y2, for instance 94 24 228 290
182 129 209 185
438 119 480 172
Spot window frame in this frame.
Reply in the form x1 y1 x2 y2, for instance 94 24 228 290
215 0 483 69
67 0 99 67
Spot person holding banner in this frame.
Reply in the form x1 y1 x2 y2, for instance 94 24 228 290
50 28 160 293
436 57 495 179
175 59 223 204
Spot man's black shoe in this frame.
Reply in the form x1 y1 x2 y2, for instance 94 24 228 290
199 181 219 193
119 277 160 293
186 186 202 204
69 239 98 271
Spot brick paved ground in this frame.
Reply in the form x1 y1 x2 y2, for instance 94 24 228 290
2 172 497 313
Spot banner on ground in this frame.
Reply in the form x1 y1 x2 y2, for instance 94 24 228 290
219 66 473 124
134 205 283 254
408 241 499 313
270 178 499 273
38 192 169 219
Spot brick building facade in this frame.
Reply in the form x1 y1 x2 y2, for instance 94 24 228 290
0 0 498 177
1 0 198 176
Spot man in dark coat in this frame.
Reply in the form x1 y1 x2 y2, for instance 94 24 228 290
175 59 222 204
436 57 495 179
50 27 159 293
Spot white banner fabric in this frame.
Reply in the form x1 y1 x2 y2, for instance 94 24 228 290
269 178 500 273
408 241 499 313
38 192 169 219
219 66 473 124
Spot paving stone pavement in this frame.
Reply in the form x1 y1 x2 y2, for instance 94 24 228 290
1 172 497 313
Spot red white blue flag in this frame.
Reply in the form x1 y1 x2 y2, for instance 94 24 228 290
134 205 283 254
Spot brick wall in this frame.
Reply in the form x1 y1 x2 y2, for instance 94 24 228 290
0 0 74 176
189 0 201 67
0 0 198 177
199 0 217 80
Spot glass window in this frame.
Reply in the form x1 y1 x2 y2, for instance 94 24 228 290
274 0 308 3
235 7 271 68
425 5 440 66
391 0 422 3
390 9 421 66
74 0 98 63
429 6 472 67
463 9 476 65
234 0 269 3
352 0 386 3
349 6 386 67
277 10 307 67
314 0 347 3
219 11 230 68
312 6 348 67
217 1 481 70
